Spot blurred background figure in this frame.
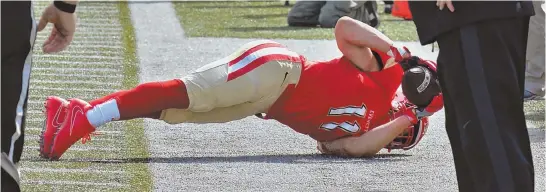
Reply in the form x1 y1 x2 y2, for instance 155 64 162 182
286 0 379 28
524 0 545 101
383 0 393 14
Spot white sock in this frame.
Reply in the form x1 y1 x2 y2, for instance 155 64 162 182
86 99 121 128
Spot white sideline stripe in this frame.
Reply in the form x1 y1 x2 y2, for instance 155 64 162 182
31 73 123 78
33 67 119 73
33 60 122 66
20 167 125 174
30 87 119 92
25 145 121 152
22 180 126 187
34 55 123 60
31 79 121 86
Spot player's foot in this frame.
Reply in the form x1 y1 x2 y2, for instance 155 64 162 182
49 98 96 160
39 96 69 159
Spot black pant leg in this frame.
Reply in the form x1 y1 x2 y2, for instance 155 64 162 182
471 16 534 192
1 169 20 192
437 30 498 192
1 0 35 165
436 61 476 192
1 2 36 191
436 17 535 192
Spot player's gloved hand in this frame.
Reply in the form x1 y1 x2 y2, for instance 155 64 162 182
391 93 443 125
398 56 438 73
387 45 411 62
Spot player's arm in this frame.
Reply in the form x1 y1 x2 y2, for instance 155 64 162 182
317 116 413 158
335 16 394 53
334 16 410 68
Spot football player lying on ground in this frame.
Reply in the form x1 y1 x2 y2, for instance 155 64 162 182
39 16 443 160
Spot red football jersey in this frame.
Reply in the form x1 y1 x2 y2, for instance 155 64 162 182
265 51 403 142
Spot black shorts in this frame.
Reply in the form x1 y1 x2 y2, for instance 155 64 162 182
1 1 36 191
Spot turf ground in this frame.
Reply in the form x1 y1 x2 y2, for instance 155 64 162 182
20 1 544 191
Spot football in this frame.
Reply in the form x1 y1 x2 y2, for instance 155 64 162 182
401 66 441 107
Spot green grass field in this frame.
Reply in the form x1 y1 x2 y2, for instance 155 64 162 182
173 1 419 41
21 2 152 191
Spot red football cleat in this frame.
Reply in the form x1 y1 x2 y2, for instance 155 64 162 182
39 96 69 159
49 98 96 160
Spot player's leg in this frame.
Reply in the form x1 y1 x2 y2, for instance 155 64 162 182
159 41 302 124
1 1 36 190
42 79 189 159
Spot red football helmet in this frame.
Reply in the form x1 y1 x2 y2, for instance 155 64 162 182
384 87 430 151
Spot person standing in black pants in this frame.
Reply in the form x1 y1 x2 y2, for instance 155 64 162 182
1 1 79 191
408 1 536 192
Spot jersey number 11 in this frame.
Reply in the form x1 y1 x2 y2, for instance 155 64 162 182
320 105 367 133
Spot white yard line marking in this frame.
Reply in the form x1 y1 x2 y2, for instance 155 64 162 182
27 96 97 102
75 10 119 14
65 44 124 49
34 39 123 46
40 35 122 40
30 86 119 92
37 31 121 37
78 17 121 22
21 180 127 187
20 167 125 174
33 60 122 66
33 67 119 73
31 79 121 86
34 55 123 60
31 73 123 78
26 110 43 114
77 23 121 27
